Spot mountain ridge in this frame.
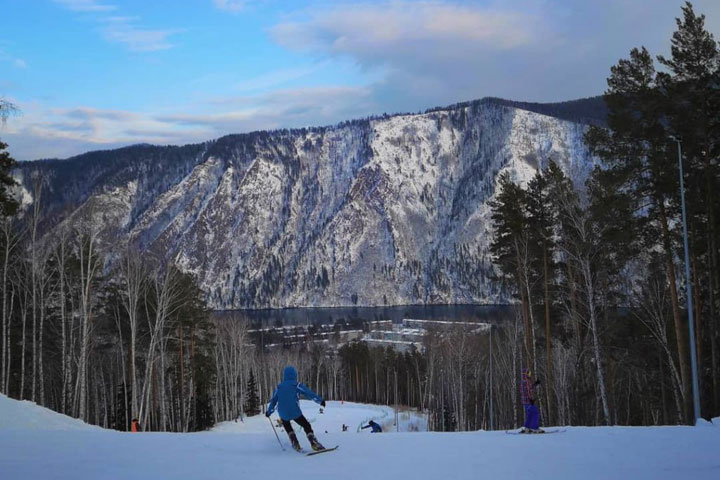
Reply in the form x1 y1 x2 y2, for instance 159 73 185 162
15 96 600 309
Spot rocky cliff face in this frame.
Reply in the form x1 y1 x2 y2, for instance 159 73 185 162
18 98 595 309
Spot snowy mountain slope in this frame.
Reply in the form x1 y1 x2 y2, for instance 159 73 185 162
1 394 719 480
16 98 595 309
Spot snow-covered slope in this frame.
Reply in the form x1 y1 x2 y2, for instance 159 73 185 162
17 98 594 309
212 400 427 434
1 394 719 480
0 393 99 431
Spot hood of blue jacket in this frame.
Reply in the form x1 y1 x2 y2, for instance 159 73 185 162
283 365 297 382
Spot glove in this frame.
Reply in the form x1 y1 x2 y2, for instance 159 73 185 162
321 400 326 407
265 411 271 418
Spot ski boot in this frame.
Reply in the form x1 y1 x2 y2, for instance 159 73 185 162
288 432 302 452
519 427 531 434
307 432 325 451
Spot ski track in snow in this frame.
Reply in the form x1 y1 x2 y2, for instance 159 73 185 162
1 395 719 480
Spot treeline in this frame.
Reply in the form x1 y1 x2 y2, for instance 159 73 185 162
0 183 218 430
489 2 720 426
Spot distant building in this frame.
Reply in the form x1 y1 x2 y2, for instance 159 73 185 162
247 318 489 352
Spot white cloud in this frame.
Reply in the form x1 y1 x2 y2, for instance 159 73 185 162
4 86 376 160
100 17 180 52
53 1 181 52
271 2 543 58
233 63 325 93
53 0 116 12
267 1 557 108
264 0 720 108
213 0 248 12
0 49 28 70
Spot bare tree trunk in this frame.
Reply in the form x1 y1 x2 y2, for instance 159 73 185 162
139 264 182 428
1 219 19 395
583 257 611 425
76 223 101 421
118 250 145 421
634 278 684 423
30 177 42 403
38 263 46 406
514 236 535 372
657 200 690 420
179 325 184 431
18 275 28 400
4 287 14 394
558 190 610 425
53 229 69 414
542 243 553 424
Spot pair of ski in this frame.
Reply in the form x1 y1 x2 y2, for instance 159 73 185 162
300 445 339 456
505 428 566 435
268 417 337 456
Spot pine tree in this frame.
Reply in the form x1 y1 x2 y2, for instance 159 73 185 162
489 172 536 371
526 168 557 423
0 142 19 218
244 370 260 416
585 44 694 422
657 1 720 416
0 99 19 217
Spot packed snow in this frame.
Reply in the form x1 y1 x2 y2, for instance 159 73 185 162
0 394 100 431
1 394 718 480
212 400 427 434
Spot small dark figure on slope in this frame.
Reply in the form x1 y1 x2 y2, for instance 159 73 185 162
361 420 382 433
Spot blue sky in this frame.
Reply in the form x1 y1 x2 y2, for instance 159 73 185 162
1 0 719 160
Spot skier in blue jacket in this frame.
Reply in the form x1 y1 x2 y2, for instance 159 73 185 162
361 420 382 432
266 365 326 451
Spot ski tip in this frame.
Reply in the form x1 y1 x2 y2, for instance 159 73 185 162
306 446 339 456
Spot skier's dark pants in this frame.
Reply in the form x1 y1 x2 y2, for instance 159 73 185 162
281 415 313 435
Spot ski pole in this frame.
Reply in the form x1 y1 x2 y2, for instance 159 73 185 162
268 416 285 451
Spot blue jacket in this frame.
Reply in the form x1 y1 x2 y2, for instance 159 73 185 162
362 420 382 432
267 366 323 421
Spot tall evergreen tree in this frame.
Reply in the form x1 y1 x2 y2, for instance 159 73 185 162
0 142 18 218
489 173 536 371
585 45 694 421
244 370 260 416
526 168 558 423
0 99 19 218
657 1 720 415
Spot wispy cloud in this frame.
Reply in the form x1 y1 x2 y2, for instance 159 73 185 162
233 63 325 93
0 49 28 69
267 1 555 109
53 0 116 12
5 86 375 160
212 0 254 13
99 17 180 52
266 0 720 107
53 1 181 52
271 2 542 56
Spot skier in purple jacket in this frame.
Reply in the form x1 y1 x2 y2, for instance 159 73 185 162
266 365 326 451
520 368 543 433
